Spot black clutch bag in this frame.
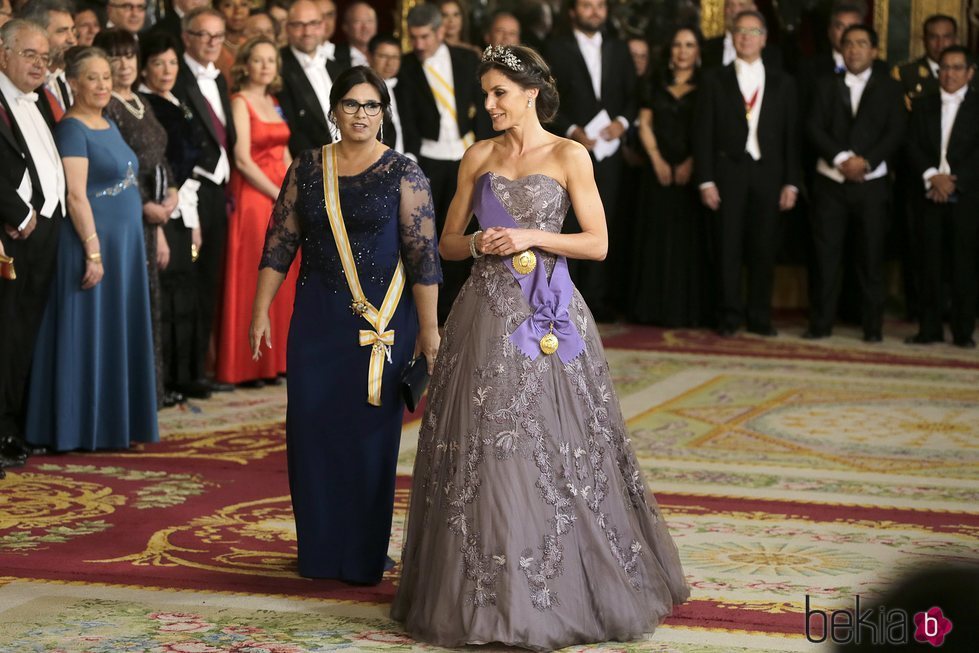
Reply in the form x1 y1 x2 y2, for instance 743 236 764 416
401 356 430 412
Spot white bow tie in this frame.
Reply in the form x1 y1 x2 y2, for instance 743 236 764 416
843 72 865 88
386 77 398 89
195 64 220 81
941 90 966 106
17 92 38 104
304 44 334 69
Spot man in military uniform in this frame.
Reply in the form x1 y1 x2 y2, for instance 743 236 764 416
892 14 958 106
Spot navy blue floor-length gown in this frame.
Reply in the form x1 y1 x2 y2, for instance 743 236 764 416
260 148 441 584
26 118 158 451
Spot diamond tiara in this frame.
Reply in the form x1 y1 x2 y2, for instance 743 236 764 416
481 45 524 72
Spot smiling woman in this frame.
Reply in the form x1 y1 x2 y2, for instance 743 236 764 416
24 45 160 453
249 66 441 586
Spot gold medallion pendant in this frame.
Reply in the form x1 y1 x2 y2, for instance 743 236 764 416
512 249 537 275
540 322 559 355
350 298 370 316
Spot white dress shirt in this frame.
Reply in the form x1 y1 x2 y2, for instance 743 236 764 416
350 46 369 68
385 77 405 155
184 53 230 184
45 69 73 109
817 67 887 183
922 86 968 189
722 32 737 66
420 43 466 161
0 72 66 227
832 51 845 73
567 29 629 138
291 43 335 130
735 57 765 161
927 58 940 79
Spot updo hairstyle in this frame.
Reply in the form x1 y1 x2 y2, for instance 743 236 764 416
477 44 559 124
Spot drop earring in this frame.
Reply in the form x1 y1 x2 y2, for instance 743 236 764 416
527 99 532 108
379 121 385 143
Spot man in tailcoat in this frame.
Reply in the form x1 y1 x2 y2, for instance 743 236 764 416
693 10 800 337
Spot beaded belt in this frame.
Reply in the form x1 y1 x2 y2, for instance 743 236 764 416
95 161 137 198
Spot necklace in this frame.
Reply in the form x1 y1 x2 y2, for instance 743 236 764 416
112 91 145 120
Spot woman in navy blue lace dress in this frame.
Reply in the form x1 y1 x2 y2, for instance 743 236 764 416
251 67 441 585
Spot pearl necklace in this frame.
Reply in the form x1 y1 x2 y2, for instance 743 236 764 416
111 91 145 120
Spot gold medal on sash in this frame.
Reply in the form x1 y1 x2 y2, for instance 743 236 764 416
512 249 537 275
540 322 559 355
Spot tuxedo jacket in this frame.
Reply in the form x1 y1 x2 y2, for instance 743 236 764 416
0 95 44 231
172 61 236 181
693 63 801 188
906 89 979 195
379 80 407 151
807 69 907 174
276 47 350 156
397 45 482 158
701 36 782 70
147 11 183 50
543 32 637 138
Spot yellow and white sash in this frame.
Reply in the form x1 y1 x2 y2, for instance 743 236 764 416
322 144 406 406
423 61 475 149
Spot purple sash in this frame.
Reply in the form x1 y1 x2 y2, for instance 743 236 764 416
472 173 585 364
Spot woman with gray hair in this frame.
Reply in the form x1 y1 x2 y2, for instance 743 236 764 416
25 46 159 451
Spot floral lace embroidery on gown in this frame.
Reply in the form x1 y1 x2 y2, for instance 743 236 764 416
392 173 690 651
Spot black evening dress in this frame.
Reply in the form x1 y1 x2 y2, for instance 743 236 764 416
631 80 711 327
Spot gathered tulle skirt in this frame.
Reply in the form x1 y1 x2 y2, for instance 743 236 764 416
392 271 690 651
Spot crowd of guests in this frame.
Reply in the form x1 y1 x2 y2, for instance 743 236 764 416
0 0 976 473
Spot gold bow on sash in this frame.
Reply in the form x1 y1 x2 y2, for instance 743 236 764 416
322 144 406 406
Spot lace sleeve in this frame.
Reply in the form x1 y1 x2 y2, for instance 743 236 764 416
398 158 442 286
259 151 304 272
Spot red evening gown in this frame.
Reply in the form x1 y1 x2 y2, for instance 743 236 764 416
216 95 297 384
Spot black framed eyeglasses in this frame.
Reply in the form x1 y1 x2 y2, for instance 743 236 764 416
338 99 383 116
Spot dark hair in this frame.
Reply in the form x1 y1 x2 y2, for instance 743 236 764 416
140 30 180 65
477 44 559 123
923 13 957 35
939 45 975 67
830 3 865 21
841 23 878 48
328 65 391 134
15 0 75 27
64 45 109 80
230 36 282 93
733 10 767 31
93 27 138 59
368 33 400 55
660 24 703 86
406 3 441 31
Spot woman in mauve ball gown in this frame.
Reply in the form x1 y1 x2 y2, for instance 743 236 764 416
392 44 689 651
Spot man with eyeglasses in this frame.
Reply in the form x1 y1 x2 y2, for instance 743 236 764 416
15 0 76 121
173 6 236 395
905 46 979 349
693 10 800 338
0 19 68 474
106 0 146 35
701 0 781 69
803 24 906 343
277 0 350 157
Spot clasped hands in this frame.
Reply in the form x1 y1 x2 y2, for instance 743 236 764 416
475 227 538 257
837 155 870 183
699 185 797 212
570 121 626 151
926 174 957 203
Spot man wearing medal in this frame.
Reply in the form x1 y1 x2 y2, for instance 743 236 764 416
693 10 800 338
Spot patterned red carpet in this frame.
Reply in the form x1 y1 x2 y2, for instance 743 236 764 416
2 323 978 651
